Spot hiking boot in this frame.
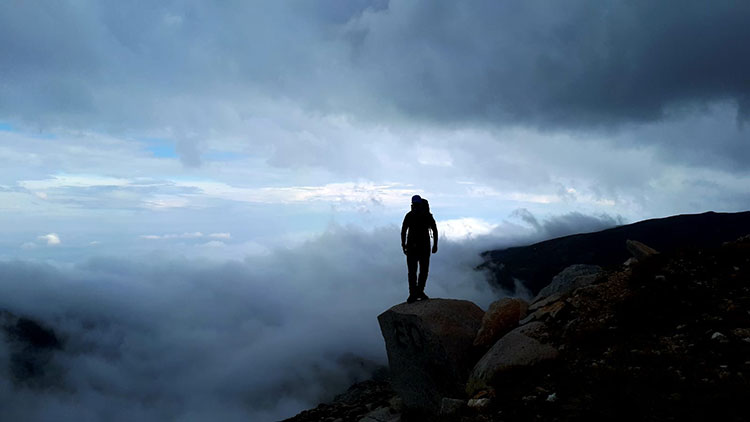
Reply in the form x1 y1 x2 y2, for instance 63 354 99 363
407 294 417 304
418 291 429 301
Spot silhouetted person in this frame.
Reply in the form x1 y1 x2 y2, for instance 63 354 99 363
401 195 438 303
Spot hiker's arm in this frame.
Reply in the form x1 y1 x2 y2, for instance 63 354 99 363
431 218 438 253
401 215 408 254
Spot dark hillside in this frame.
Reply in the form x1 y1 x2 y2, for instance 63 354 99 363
480 211 750 295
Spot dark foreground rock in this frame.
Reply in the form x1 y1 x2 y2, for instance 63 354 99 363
467 322 558 396
531 264 602 304
377 299 484 413
473 298 528 348
281 379 397 422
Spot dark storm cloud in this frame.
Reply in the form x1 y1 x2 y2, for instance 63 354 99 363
349 1 750 127
4 1 749 129
2 1 749 171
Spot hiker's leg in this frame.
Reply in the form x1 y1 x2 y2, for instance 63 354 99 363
417 252 430 292
406 253 418 295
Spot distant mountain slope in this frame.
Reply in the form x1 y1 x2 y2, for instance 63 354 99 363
480 211 750 295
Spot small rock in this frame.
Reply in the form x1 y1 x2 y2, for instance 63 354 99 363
532 264 602 304
529 293 563 312
439 398 466 416
711 332 727 341
626 239 659 259
387 396 403 412
519 312 538 325
358 406 393 422
546 393 557 402
467 398 491 411
472 390 494 400
654 275 666 281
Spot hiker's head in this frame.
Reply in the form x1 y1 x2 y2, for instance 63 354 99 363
411 195 422 205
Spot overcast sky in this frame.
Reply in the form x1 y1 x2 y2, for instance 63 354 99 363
2 0 749 259
1 1 749 420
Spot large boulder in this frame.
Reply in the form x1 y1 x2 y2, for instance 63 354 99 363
467 322 558 395
531 264 602 305
473 298 528 348
378 299 484 413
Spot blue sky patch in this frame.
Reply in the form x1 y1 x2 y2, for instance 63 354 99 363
142 138 178 158
204 150 243 161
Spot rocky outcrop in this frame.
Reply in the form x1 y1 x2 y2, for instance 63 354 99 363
377 299 484 413
466 322 558 395
473 298 528 348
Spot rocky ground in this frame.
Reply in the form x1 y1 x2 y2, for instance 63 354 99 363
285 235 750 422
473 236 750 421
281 374 399 422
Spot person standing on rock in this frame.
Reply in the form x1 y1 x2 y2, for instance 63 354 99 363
401 195 438 303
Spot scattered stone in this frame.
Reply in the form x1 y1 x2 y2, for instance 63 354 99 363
529 292 563 312
358 407 395 422
378 299 484 413
467 398 491 411
387 396 403 412
711 332 727 342
519 312 538 325
626 239 659 259
532 264 602 304
474 297 529 348
546 392 557 402
439 398 466 416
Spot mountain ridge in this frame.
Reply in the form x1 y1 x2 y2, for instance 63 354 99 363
480 210 750 295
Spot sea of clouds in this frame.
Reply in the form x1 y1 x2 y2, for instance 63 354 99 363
0 213 618 421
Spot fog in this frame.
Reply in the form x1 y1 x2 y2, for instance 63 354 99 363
0 223 515 421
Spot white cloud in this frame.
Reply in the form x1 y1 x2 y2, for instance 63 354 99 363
20 242 37 250
438 218 498 241
170 180 416 207
38 233 60 246
198 240 225 248
19 174 131 190
208 233 231 239
140 232 204 240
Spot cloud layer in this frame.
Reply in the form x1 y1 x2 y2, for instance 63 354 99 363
0 224 502 421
